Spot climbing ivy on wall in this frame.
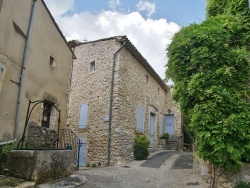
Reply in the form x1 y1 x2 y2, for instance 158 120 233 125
166 0 250 170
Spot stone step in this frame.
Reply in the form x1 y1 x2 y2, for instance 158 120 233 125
165 141 178 150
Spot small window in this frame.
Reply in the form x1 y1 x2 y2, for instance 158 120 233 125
50 56 55 66
79 104 88 128
0 0 3 13
90 61 95 72
0 63 3 79
41 100 54 128
146 74 148 84
137 105 144 131
158 88 160 94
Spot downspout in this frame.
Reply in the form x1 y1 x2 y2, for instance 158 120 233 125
0 0 37 146
107 38 127 164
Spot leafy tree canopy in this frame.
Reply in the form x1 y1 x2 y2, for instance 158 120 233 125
166 0 250 170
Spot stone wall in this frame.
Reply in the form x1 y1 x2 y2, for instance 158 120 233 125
68 36 182 165
196 158 250 188
165 87 182 136
27 122 58 149
5 150 74 183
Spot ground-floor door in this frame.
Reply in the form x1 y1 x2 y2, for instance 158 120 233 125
78 138 87 167
149 113 156 147
165 114 175 135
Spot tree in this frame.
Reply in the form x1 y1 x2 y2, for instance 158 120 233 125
166 0 250 170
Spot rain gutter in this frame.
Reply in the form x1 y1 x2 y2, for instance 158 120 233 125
107 38 127 164
0 0 37 146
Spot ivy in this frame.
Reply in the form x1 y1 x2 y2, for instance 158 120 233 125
166 0 250 171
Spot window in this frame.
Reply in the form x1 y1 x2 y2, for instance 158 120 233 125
90 61 95 72
41 100 54 128
146 74 148 84
158 88 160 94
79 104 88 128
50 56 56 66
0 63 3 79
0 0 3 13
137 105 144 131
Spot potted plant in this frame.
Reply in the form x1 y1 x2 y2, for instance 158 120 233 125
160 133 169 146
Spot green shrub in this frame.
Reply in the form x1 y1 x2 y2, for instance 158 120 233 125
0 142 17 163
160 133 169 140
134 134 150 148
235 181 250 188
133 144 149 160
134 134 150 160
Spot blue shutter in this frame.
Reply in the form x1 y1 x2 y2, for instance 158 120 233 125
0 63 3 79
160 116 163 136
79 104 88 128
137 105 144 131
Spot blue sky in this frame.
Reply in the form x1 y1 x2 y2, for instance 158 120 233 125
73 0 206 26
45 0 206 80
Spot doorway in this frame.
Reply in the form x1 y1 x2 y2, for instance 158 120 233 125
149 113 156 147
165 114 175 135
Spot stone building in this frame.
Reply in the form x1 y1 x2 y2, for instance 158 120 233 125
0 0 75 145
68 36 181 166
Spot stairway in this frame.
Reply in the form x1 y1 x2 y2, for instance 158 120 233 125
165 136 179 150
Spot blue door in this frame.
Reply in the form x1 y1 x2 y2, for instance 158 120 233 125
150 113 156 147
165 114 174 134
78 138 87 167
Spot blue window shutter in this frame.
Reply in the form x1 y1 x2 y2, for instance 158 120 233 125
0 63 3 79
137 105 144 131
160 116 163 136
79 104 88 128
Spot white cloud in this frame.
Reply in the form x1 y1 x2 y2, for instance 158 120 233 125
45 1 180 79
136 0 156 17
44 0 74 18
108 0 121 10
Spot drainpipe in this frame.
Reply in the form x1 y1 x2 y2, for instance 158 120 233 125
0 0 37 146
107 38 127 165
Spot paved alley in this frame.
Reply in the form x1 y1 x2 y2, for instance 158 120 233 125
76 151 210 188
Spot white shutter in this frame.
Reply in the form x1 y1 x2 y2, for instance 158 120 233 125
137 105 144 131
79 104 88 128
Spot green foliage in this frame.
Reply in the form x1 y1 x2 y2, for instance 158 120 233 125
183 124 194 150
0 142 17 163
134 134 150 148
235 181 250 188
134 134 149 160
166 0 250 171
133 144 149 160
160 133 169 140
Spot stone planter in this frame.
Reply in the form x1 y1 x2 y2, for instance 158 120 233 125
5 150 74 183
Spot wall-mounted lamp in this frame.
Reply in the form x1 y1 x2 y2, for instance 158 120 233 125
168 109 171 114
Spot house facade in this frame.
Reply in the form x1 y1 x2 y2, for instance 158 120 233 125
0 0 75 145
68 36 182 166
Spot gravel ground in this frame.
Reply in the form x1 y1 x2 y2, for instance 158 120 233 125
75 151 210 188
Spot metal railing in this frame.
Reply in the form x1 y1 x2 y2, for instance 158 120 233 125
59 129 83 170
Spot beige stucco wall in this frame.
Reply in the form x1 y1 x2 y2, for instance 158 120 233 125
0 0 73 143
68 37 182 165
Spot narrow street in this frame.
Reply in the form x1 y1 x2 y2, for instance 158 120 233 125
76 151 209 188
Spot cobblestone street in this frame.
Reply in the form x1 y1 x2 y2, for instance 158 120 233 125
76 150 210 188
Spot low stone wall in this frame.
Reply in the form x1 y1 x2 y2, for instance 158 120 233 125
196 158 250 188
5 150 74 183
27 122 58 148
112 128 134 165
